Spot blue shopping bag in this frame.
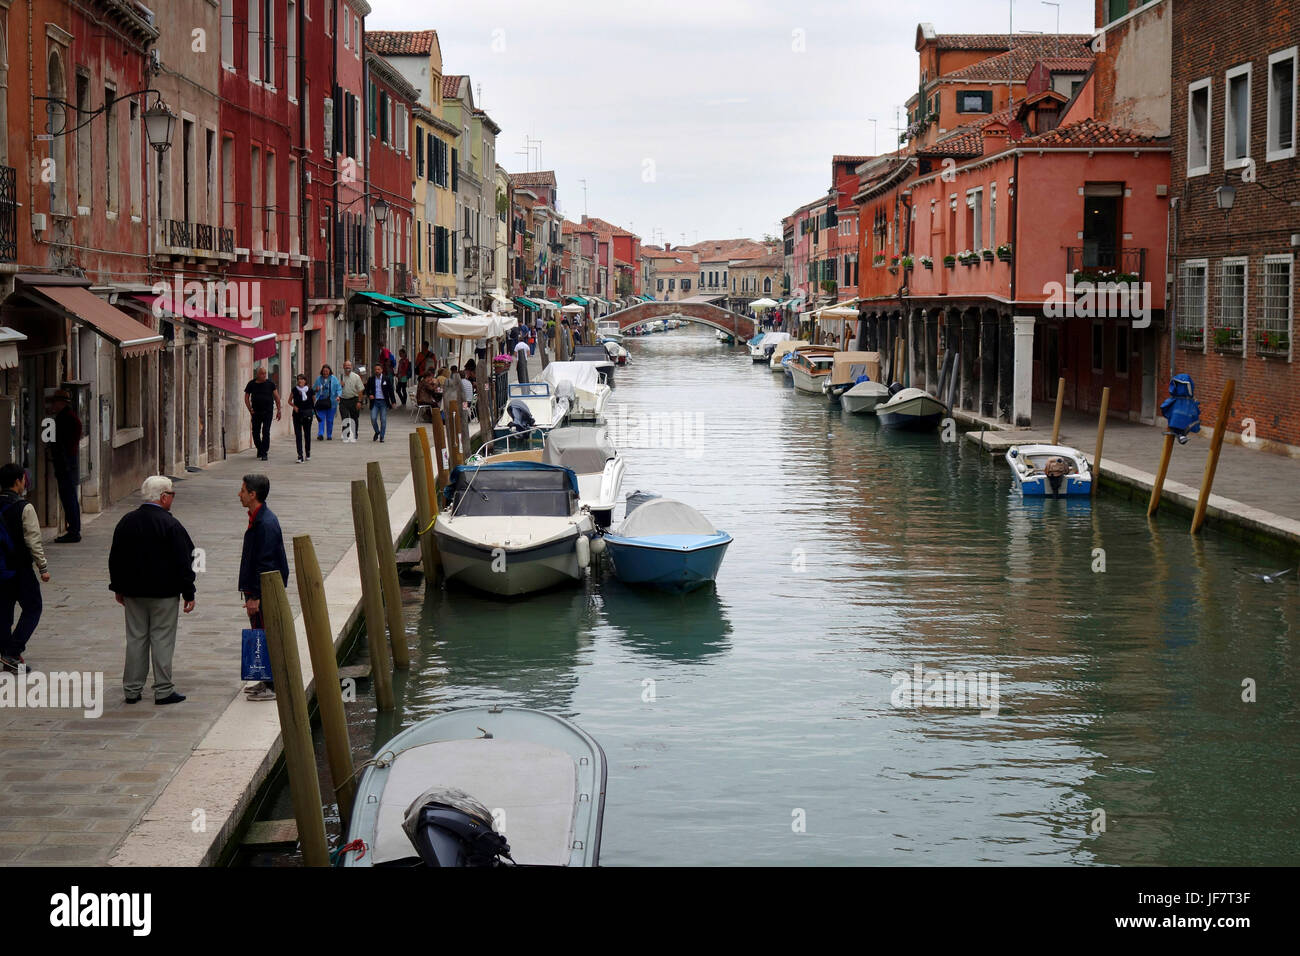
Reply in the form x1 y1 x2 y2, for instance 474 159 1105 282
241 628 273 682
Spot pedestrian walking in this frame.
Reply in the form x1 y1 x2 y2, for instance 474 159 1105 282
238 474 289 702
244 366 280 461
367 358 396 442
109 476 195 705
396 349 411 407
338 360 364 442
313 364 341 440
46 390 83 543
514 335 531 383
0 465 49 674
289 373 317 463
415 341 433 378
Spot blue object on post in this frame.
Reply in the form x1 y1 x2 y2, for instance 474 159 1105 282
1160 374 1202 443
241 628 273 682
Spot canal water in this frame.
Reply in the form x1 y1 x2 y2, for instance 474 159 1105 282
253 324 1299 866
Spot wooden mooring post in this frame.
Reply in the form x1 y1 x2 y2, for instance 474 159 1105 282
350 479 394 710
1148 433 1176 517
258 569 330 867
366 461 409 669
1092 387 1110 496
1191 379 1236 535
291 534 357 824
427 412 450 493
409 434 439 581
1051 377 1066 445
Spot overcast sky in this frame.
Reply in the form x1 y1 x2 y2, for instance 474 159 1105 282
367 0 1097 244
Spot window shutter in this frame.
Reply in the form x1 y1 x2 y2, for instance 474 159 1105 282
323 96 334 157
452 149 458 192
451 231 457 275
416 129 423 176
368 82 377 136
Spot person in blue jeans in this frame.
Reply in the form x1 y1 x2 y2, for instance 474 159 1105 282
313 364 341 440
367 358 396 442
0 465 50 673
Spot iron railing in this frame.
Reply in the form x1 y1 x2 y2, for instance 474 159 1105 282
0 165 16 262
218 227 235 254
194 222 214 251
1066 246 1146 280
167 219 192 249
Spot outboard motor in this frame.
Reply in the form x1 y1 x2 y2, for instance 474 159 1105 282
888 382 905 396
1044 456 1069 495
401 788 513 867
554 380 576 405
507 398 535 434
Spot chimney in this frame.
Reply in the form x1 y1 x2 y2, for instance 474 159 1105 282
665 242 672 251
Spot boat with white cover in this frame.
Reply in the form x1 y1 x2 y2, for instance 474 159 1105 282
596 319 623 343
1006 444 1093 497
749 331 790 362
769 339 807 371
538 362 611 422
433 462 596 596
571 344 616 386
874 386 948 430
602 497 732 593
492 381 570 446
341 706 606 867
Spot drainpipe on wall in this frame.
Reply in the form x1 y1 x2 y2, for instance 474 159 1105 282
1166 196 1178 380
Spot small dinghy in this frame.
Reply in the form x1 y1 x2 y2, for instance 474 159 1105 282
602 497 731 593
342 706 607 867
874 384 948 430
1006 444 1092 498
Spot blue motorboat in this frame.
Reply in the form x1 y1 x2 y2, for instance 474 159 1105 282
601 498 731 593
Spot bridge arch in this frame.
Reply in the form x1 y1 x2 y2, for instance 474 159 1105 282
603 301 757 340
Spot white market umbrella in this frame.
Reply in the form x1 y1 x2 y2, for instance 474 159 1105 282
561 304 586 314
750 298 778 310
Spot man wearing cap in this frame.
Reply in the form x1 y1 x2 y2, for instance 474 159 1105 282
47 390 82 544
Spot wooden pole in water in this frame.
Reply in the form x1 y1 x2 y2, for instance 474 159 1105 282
366 462 409 669
258 569 330 867
409 434 439 581
474 373 492 452
428 409 450 492
1148 433 1176 517
350 479 394 710
1091 386 1110 496
1191 378 1236 535
445 382 465 468
417 425 441 508
291 534 357 824
1051 377 1066 444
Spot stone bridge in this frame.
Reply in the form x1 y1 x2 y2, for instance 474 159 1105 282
604 300 757 340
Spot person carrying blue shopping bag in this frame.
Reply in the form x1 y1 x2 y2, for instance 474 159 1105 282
313 364 341 440
237 474 288 701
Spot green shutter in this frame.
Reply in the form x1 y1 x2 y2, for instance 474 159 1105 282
368 82 377 136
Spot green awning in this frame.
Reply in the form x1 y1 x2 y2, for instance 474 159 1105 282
383 310 406 327
566 295 589 306
515 296 542 311
353 290 436 313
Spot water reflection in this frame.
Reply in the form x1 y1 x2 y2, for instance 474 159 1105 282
598 574 733 662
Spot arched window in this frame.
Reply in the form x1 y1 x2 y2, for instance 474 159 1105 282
47 50 67 214
764 276 772 294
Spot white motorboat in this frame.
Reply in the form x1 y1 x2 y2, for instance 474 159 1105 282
769 340 807 371
1006 444 1093 498
749 331 790 362
341 706 606 867
788 348 837 393
601 338 631 366
433 461 597 596
571 344 616 386
874 386 948 430
840 380 893 414
543 426 625 528
538 362 611 422
493 382 570 446
823 351 881 400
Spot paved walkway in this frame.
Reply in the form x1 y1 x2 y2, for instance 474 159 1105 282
959 402 1300 548
0 405 429 865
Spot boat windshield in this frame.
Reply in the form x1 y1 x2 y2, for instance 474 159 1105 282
449 467 578 517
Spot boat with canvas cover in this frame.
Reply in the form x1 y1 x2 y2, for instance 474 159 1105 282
874 384 948 430
822 351 881 397
571 344 616 386
602 498 732 593
788 347 837 393
492 381 570 447
341 706 606 867
768 339 807 370
1006 444 1092 497
748 331 790 362
538 362 611 421
596 318 623 343
601 338 630 366
434 461 597 596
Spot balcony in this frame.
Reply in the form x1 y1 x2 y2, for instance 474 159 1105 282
159 218 234 261
1066 246 1146 282
0 165 16 262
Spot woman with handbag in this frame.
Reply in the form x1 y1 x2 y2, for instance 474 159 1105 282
289 373 317 463
313 364 340 440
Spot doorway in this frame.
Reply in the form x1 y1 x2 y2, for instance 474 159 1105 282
1082 185 1123 269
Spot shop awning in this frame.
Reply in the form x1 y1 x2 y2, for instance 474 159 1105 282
436 314 510 339
384 310 406 328
0 327 27 370
566 295 590 306
677 293 725 305
450 299 486 315
21 283 163 357
514 296 544 311
415 299 459 317
130 293 278 359
352 290 437 313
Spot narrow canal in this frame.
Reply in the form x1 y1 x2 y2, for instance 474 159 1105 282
251 324 1299 866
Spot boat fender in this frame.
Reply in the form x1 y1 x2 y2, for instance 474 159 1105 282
590 535 607 555
576 535 591 568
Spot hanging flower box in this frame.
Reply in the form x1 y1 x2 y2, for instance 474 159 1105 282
943 255 956 269
921 257 934 270
996 243 1013 262
900 256 915 270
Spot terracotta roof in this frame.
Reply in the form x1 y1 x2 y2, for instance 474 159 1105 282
921 129 985 158
733 252 784 269
681 238 771 260
442 74 465 99
510 170 557 188
641 247 682 259
930 32 1090 53
833 154 872 164
1038 57 1095 72
1018 117 1165 148
656 259 699 273
367 30 438 56
939 36 1093 82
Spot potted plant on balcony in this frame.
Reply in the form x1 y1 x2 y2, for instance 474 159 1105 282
996 243 1013 262
981 248 995 262
958 249 977 266
943 255 956 269
873 253 886 267
920 256 933 270
900 255 915 271
492 353 513 374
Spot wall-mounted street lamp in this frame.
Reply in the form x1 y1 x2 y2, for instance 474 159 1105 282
1214 181 1236 212
142 101 176 153
1217 168 1300 215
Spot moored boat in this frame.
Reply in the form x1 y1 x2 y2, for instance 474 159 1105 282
341 706 606 867
1006 444 1093 497
492 382 569 447
596 319 623 343
788 347 837 393
538 361 611 422
602 498 732 593
571 344 616 386
749 331 790 362
768 339 807 371
874 385 948 430
822 351 881 400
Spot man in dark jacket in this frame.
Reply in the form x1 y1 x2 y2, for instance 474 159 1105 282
0 464 50 673
109 476 196 705
237 474 289 701
47 390 82 543
365 358 397 442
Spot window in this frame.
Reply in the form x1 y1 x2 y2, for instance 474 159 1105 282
129 102 141 217
1187 79 1211 176
966 187 983 250
251 145 262 250
322 95 333 157
1091 322 1104 373
75 73 91 211
248 0 260 82
288 157 298 254
116 356 142 429
1177 259 1208 350
287 1 297 100
221 135 233 229
1106 0 1128 23
221 0 233 68
343 5 349 48
1267 47 1297 162
1257 255 1293 358
668 278 676 291
206 129 217 226
1224 64 1252 169
104 87 117 213
416 129 423 176
988 183 997 247
1214 258 1247 352
957 90 992 114
1116 324 1129 376
657 278 663 291
354 16 360 57
265 151 276 251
